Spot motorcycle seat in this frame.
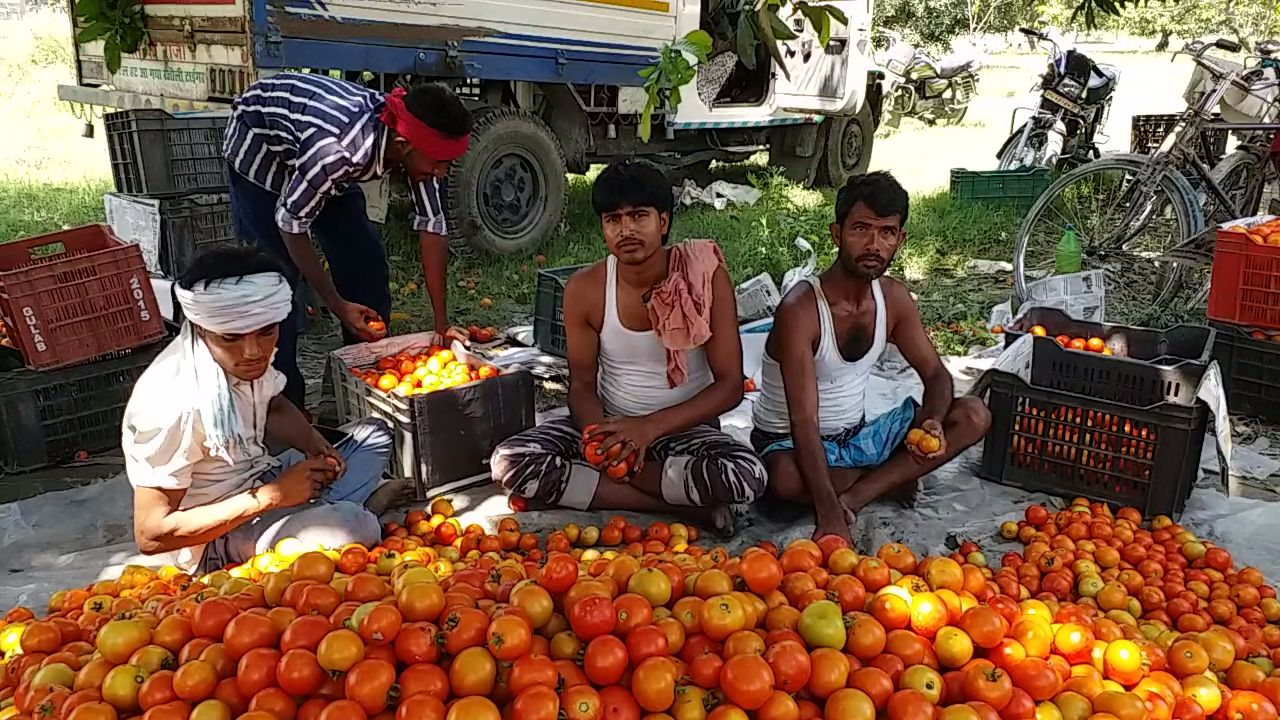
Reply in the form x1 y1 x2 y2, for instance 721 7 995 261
936 55 978 78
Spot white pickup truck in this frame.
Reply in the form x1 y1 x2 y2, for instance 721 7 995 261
60 0 883 254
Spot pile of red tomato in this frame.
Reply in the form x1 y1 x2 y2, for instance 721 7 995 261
0 497 1278 720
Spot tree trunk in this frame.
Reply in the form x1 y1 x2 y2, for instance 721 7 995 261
1155 30 1171 52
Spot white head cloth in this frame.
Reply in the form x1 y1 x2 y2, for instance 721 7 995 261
173 272 294 463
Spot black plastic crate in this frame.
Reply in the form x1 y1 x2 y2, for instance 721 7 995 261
158 193 239 279
0 341 165 472
330 334 536 497
105 109 229 195
981 372 1207 518
949 168 1051 211
1004 307 1214 408
1210 321 1280 420
533 265 586 357
1130 113 1228 165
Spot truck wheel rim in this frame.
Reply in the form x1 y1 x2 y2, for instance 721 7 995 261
840 121 865 173
480 149 544 239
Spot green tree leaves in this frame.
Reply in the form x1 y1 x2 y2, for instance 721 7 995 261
73 0 147 75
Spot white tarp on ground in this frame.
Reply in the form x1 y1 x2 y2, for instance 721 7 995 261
2 337 1278 612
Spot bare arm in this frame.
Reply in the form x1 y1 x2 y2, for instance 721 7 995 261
770 287 844 521
643 267 744 436
277 137 380 340
411 179 452 334
419 231 450 334
133 455 336 555
266 394 326 455
133 484 279 555
884 280 952 422
564 269 605 430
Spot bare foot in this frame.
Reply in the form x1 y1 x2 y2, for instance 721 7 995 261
365 477 413 515
812 502 855 543
708 506 735 538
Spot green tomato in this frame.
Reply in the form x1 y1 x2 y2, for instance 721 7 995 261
797 600 846 650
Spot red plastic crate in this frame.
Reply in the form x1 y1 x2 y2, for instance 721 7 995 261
1208 217 1280 331
0 225 166 370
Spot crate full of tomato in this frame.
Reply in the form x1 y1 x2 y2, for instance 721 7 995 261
1208 215 1280 331
981 308 1215 517
330 332 535 496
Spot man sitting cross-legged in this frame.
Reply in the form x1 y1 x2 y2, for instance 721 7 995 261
491 160 766 533
124 247 401 573
751 171 991 542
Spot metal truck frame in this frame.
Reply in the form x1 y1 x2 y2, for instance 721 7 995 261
59 0 883 254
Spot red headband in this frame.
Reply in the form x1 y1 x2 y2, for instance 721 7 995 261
380 88 470 162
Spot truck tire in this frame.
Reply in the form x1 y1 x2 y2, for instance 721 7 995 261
814 105 875 187
444 108 567 256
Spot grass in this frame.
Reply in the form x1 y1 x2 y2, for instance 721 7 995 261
380 168 1023 355
0 16 1195 354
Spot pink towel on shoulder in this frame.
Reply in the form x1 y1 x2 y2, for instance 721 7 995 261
647 239 726 388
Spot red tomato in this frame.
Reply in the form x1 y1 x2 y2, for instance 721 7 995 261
568 595 617 641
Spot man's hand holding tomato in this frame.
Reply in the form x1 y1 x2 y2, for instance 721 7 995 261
581 417 652 481
905 419 946 462
305 434 347 479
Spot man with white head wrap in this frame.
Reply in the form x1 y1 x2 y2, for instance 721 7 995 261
123 247 394 572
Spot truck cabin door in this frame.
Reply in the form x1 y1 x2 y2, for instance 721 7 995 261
770 0 871 115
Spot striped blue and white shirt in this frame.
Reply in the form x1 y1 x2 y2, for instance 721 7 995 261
223 72 447 236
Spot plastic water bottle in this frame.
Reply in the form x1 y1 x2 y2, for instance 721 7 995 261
1055 224 1081 275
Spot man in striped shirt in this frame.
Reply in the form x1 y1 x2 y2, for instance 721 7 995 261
225 72 472 408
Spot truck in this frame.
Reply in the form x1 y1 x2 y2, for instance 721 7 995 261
59 0 884 255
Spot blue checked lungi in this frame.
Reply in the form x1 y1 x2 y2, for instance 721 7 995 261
749 397 918 468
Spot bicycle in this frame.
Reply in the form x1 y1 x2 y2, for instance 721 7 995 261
1208 40 1280 222
1011 38 1280 325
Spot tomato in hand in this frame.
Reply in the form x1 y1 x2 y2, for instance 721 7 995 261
583 442 607 467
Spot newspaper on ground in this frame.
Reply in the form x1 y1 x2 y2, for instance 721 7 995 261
988 269 1106 328
675 179 762 211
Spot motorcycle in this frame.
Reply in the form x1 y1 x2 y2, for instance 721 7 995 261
873 30 982 127
996 27 1118 171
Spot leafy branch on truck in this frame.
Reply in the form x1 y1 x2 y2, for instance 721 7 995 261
638 0 849 142
73 0 147 75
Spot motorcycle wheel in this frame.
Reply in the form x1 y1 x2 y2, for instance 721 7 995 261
942 104 969 126
997 123 1064 171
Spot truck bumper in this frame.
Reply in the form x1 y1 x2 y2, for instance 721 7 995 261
57 84 231 112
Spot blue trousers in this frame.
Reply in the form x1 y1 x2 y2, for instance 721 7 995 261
198 417 392 572
228 168 392 408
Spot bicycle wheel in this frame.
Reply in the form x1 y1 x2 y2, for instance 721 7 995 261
1013 155 1205 325
1206 148 1267 223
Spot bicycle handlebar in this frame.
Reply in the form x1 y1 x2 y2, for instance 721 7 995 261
1018 27 1048 40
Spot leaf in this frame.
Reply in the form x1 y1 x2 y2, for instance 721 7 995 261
74 0 102 20
121 25 148 52
684 29 714 55
767 10 799 40
76 21 111 43
757 7 790 79
639 101 654 143
736 12 758 69
637 66 656 78
824 4 848 25
104 36 122 74
798 4 833 45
